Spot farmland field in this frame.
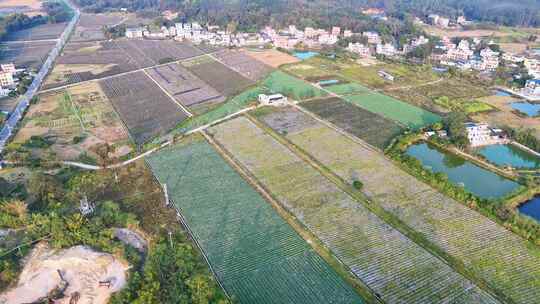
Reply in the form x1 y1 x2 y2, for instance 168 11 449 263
324 82 371 96
242 48 299 68
147 138 364 304
0 0 43 16
71 13 125 42
99 71 188 144
213 49 274 81
258 107 540 304
209 117 498 304
13 82 130 160
3 22 67 41
43 39 205 89
183 56 253 97
343 93 441 129
0 41 56 70
299 97 403 149
262 71 327 100
146 63 225 112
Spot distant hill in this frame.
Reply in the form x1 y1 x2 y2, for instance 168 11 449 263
72 0 540 28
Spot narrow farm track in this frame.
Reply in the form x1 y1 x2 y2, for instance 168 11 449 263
208 116 500 304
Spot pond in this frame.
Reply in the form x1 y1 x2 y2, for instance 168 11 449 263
293 51 319 60
510 101 540 117
519 196 540 223
494 89 511 97
477 144 540 169
406 143 520 199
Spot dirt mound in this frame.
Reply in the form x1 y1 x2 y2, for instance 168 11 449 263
0 242 128 304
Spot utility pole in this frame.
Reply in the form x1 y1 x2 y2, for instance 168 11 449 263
162 183 170 206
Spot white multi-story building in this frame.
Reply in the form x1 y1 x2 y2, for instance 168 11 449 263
524 79 540 96
363 31 381 44
502 53 525 63
343 30 353 38
125 27 144 38
525 58 540 78
0 71 14 88
376 43 397 57
304 27 316 38
480 48 500 70
331 26 341 36
466 122 494 147
347 42 371 57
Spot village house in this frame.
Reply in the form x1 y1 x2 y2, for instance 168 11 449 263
125 27 144 38
363 31 381 44
525 58 540 78
376 43 397 57
258 94 288 106
480 48 500 70
465 122 502 147
331 26 341 36
524 79 540 96
347 42 371 57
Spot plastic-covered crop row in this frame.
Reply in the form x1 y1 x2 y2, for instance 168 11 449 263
147 139 364 304
209 117 498 304
263 107 540 304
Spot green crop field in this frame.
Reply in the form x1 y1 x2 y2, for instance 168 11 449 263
324 83 372 96
266 109 540 304
210 117 498 304
147 138 363 304
343 93 441 129
263 70 327 100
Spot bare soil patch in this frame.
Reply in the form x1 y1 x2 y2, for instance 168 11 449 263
243 48 299 68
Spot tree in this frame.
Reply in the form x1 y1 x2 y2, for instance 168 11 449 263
444 112 470 148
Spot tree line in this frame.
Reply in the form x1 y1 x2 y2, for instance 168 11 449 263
73 0 540 28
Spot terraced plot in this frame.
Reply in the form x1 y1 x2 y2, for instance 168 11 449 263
209 117 498 304
147 139 363 304
257 107 540 304
100 71 188 144
263 71 327 100
300 97 403 149
343 93 441 129
214 49 274 81
183 56 253 97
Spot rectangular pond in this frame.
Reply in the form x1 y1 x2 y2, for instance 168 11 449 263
477 144 540 169
519 197 540 223
406 143 520 199
293 51 319 60
510 101 540 117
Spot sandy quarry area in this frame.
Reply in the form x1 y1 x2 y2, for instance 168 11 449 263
0 243 128 304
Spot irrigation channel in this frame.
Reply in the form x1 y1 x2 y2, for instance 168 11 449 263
0 0 80 156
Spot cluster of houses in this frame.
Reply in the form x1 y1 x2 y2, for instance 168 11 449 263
126 23 268 47
262 25 352 49
347 32 430 58
430 38 501 72
0 63 19 97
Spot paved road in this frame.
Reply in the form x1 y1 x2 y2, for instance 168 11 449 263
0 0 80 157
